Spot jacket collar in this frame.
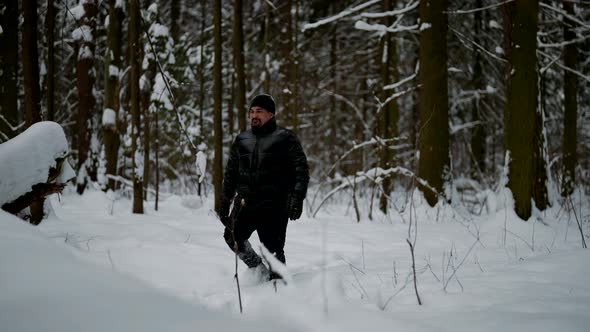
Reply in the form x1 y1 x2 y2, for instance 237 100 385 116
252 117 277 136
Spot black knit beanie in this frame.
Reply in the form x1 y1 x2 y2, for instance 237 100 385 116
249 94 276 114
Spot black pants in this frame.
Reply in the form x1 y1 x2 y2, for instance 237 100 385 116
224 205 289 267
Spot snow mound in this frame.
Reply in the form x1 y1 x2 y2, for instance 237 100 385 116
0 210 298 332
0 122 75 205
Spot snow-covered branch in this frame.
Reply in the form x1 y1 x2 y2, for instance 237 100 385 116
445 0 515 15
360 1 418 18
303 0 381 31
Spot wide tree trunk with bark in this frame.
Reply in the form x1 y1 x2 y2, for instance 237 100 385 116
417 0 450 206
504 0 546 220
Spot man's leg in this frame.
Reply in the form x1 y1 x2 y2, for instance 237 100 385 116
223 208 262 268
257 208 289 264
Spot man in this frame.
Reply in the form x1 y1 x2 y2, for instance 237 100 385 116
217 94 309 280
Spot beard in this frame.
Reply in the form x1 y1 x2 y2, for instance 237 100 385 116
251 118 262 128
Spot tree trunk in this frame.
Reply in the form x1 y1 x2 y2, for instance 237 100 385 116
279 0 295 129
75 0 98 194
233 0 247 132
417 0 449 206
22 0 42 127
103 0 124 191
46 0 56 121
170 0 181 42
198 0 207 197
379 0 400 214
561 0 578 197
263 1 271 92
130 0 144 213
213 0 223 213
470 0 486 177
0 0 19 141
504 0 541 220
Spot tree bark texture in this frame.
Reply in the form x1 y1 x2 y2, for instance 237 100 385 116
213 0 223 213
46 0 56 121
417 0 450 206
379 0 400 214
75 0 98 194
233 0 247 132
504 0 541 220
0 0 19 141
103 0 124 191
561 0 578 197
470 0 486 177
130 0 144 213
22 0 42 127
279 0 296 130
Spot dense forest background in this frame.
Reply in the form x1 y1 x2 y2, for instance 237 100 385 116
0 0 588 221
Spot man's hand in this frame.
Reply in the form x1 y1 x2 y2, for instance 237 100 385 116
217 196 231 226
287 194 304 221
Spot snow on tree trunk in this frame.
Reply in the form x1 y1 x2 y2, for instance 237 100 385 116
103 0 124 191
73 0 98 194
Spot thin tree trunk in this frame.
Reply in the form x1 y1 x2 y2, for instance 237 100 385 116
213 0 223 213
170 0 181 42
561 0 578 197
234 0 247 132
263 1 271 92
0 0 19 141
470 0 485 177
22 0 42 127
417 0 449 206
504 0 540 220
198 0 207 197
379 0 400 214
130 0 144 213
279 0 294 128
46 0 56 121
103 0 124 191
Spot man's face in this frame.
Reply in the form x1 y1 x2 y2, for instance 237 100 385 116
249 106 274 129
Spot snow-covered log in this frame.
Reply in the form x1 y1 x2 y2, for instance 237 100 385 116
0 122 76 222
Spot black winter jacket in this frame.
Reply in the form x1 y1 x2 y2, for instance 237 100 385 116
221 118 309 210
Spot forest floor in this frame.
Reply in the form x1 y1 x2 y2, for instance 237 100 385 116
1 187 589 332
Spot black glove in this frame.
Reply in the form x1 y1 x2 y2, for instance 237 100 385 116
217 196 231 226
287 194 304 221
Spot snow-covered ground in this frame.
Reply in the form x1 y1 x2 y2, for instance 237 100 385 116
2 188 589 332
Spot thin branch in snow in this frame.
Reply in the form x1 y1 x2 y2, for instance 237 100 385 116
445 0 515 15
540 2 590 30
303 0 381 31
354 21 418 34
383 73 417 91
537 48 590 83
361 0 419 18
449 26 508 63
